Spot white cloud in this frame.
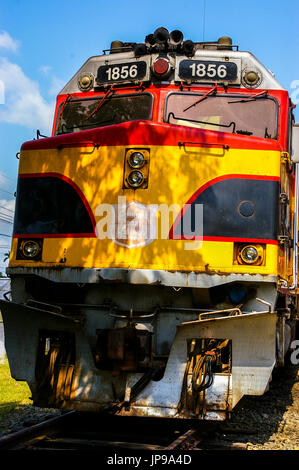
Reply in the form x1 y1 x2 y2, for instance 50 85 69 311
39 66 64 96
0 31 19 52
0 57 55 133
39 65 52 75
49 76 65 96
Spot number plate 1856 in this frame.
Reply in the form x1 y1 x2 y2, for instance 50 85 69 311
178 60 238 81
97 61 147 83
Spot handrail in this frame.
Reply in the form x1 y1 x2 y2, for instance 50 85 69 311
178 141 229 150
287 162 298 291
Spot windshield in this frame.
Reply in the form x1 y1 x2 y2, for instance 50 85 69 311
165 93 277 139
55 93 152 135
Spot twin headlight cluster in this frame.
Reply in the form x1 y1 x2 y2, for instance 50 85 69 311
124 149 150 189
127 152 145 187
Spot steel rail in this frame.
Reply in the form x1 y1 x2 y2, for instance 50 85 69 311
0 412 248 451
0 411 75 450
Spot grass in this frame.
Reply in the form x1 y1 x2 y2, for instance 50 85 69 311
0 356 31 417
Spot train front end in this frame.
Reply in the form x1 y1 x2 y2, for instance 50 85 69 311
2 29 298 420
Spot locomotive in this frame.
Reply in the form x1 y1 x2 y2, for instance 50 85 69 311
2 27 299 420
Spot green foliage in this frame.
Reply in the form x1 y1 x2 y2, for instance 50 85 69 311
0 356 31 430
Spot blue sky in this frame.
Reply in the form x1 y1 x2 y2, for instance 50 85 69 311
0 0 298 270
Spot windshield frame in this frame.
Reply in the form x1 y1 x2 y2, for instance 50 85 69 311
164 91 279 139
54 91 154 135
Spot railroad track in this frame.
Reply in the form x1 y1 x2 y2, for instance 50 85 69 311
0 411 248 451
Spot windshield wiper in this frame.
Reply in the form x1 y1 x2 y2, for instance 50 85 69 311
57 115 116 134
228 90 268 104
85 88 115 121
183 84 218 112
56 94 72 130
167 112 236 132
236 130 253 135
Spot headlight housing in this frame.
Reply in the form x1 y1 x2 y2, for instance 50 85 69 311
127 170 144 188
17 239 43 260
240 245 258 264
128 152 145 169
235 243 264 266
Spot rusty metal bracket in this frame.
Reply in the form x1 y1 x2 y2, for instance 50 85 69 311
281 151 291 163
281 151 293 172
279 192 289 204
278 234 291 246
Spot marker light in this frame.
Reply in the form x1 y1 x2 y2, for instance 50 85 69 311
243 70 260 88
153 58 171 78
128 170 144 187
128 152 145 169
78 73 93 91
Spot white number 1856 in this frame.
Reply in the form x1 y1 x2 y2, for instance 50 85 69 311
189 63 227 78
106 64 138 81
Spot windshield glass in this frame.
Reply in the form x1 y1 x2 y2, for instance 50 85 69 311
55 93 152 135
165 93 277 139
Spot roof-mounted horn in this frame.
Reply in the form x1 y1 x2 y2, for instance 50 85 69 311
169 30 184 46
153 27 170 44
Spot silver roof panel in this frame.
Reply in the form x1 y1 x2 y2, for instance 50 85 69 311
59 48 285 95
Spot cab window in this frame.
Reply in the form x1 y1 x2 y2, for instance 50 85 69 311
165 92 278 139
55 93 153 135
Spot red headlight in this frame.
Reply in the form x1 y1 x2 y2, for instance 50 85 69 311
153 58 170 77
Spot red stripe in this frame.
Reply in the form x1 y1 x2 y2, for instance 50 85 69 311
169 174 280 239
12 233 277 245
18 172 96 233
175 236 278 245
13 233 96 239
21 120 282 152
